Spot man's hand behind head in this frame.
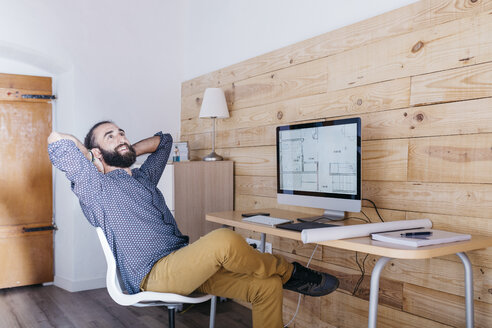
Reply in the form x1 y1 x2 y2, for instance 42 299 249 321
48 131 105 173
90 148 105 173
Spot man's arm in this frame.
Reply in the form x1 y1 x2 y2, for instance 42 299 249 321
137 132 173 186
48 132 104 172
132 135 161 156
47 131 105 226
48 131 89 156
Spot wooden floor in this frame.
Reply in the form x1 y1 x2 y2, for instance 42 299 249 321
0 285 252 328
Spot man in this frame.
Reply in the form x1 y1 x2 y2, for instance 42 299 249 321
48 121 339 328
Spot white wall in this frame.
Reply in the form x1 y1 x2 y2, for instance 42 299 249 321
0 0 418 292
183 0 418 80
0 0 186 291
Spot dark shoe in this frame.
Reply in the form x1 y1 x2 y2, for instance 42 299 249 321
283 262 339 297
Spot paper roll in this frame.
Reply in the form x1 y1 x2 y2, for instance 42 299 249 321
301 219 432 244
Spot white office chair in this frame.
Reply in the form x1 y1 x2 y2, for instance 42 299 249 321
96 227 217 328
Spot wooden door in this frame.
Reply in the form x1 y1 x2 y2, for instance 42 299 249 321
0 73 53 288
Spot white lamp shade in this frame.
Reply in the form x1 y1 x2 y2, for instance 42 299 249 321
199 88 230 118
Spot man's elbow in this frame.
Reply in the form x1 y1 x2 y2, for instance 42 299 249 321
48 131 61 144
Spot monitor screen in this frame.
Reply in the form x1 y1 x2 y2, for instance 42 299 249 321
276 117 361 219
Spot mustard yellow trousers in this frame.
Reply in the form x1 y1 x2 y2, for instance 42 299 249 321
140 228 294 328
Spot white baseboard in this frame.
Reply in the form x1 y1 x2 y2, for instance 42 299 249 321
54 275 106 292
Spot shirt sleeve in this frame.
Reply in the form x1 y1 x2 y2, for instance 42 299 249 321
48 139 103 212
138 132 172 186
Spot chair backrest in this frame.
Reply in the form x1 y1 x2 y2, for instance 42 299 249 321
96 226 214 307
96 227 133 304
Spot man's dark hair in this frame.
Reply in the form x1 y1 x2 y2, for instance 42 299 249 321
84 120 113 149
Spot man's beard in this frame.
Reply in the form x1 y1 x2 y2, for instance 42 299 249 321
100 143 137 168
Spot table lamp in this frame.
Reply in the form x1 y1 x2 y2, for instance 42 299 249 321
199 88 230 161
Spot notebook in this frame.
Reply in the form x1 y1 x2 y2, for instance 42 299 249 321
371 229 471 247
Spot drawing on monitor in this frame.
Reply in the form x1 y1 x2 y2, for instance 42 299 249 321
277 117 361 220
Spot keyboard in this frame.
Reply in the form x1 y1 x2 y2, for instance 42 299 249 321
242 215 293 227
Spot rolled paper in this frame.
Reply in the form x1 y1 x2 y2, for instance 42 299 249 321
301 219 432 244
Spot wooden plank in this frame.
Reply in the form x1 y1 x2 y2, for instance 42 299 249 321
185 89 492 149
283 290 333 328
362 181 492 218
403 283 492 328
0 101 52 225
388 257 492 304
411 60 492 106
207 146 276 177
0 87 53 103
408 134 492 183
362 139 408 182
0 234 53 288
235 175 276 198
181 116 212 135
197 139 408 182
361 97 492 140
221 78 408 132
326 11 492 92
0 73 51 92
180 131 211 151
181 78 410 134
217 125 276 149
181 0 492 97
320 288 451 328
231 58 328 110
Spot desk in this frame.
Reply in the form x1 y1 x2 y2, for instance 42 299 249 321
206 208 492 328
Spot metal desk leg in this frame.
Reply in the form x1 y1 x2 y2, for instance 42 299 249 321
456 252 474 328
209 295 217 328
368 256 391 328
259 233 266 253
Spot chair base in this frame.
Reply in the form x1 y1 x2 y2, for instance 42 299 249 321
169 307 175 328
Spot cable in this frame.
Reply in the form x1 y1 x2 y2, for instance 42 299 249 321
299 216 370 224
344 216 370 224
352 252 369 295
284 244 319 328
360 210 373 223
363 198 384 222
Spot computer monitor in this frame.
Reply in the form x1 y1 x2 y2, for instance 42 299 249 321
276 117 361 220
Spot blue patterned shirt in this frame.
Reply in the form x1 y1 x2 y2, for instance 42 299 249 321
48 132 189 294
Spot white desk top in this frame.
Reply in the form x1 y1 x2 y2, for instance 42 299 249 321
206 208 492 259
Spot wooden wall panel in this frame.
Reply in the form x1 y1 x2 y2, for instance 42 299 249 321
321 290 450 328
181 1 492 326
410 60 492 106
361 97 492 140
403 283 492 328
232 58 328 110
408 134 492 183
326 11 492 92
362 139 409 181
181 0 492 97
363 181 492 218
182 78 410 135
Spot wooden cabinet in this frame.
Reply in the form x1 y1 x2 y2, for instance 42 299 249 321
172 161 234 243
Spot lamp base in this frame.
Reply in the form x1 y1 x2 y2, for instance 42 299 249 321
202 151 223 161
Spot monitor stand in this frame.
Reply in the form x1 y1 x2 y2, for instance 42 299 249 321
299 209 345 222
